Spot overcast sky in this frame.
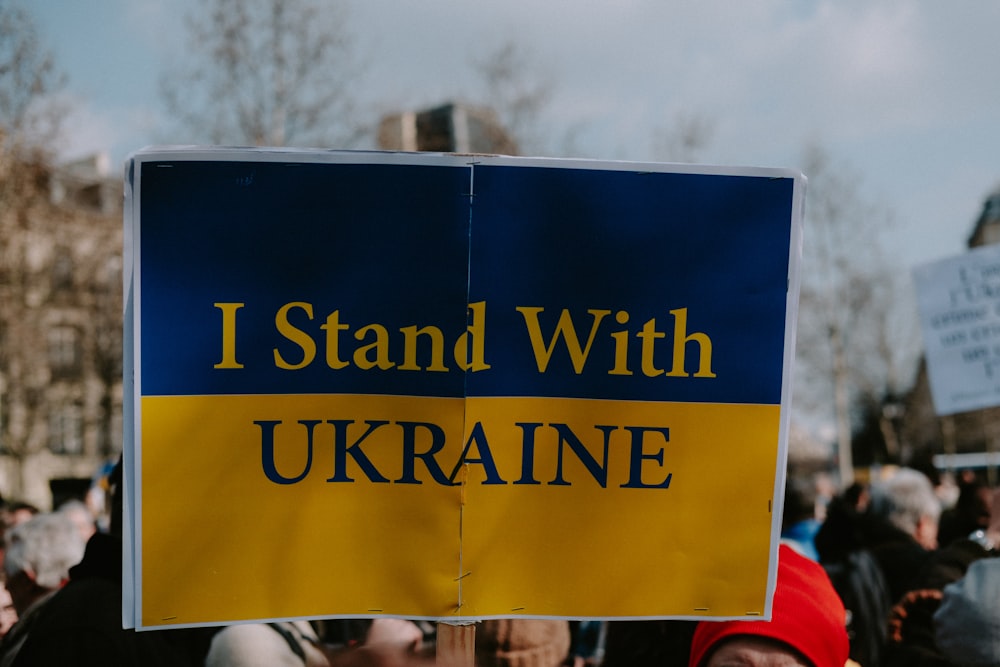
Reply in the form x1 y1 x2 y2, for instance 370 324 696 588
32 1 1000 274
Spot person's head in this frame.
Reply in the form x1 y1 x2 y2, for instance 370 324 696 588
1 501 40 535
2 512 86 615
869 468 942 549
934 557 1000 666
0 586 15 637
782 476 818 530
955 479 993 530
56 499 97 543
687 545 850 667
841 482 870 513
475 619 570 667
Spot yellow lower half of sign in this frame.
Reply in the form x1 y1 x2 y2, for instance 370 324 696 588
139 394 780 627
459 397 779 618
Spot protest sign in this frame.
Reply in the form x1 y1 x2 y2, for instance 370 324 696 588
124 149 803 629
914 243 1000 415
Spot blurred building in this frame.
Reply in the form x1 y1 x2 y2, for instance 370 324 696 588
377 102 518 155
899 183 1000 481
0 152 122 510
0 103 514 512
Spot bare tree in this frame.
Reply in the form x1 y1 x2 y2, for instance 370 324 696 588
0 162 124 502
0 0 65 288
160 0 365 148
0 3 64 497
471 39 553 155
0 5 123 503
793 144 916 486
0 1 64 160
653 111 716 163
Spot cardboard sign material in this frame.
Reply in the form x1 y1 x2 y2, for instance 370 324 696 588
124 149 803 629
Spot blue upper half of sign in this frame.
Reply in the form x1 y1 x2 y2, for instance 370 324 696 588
466 165 793 404
136 155 796 404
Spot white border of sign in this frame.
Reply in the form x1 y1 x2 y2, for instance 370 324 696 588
123 147 804 629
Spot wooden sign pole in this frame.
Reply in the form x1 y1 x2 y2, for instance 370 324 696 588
437 622 475 666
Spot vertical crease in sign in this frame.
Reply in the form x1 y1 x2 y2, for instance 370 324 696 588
463 161 476 397
456 463 469 612
456 161 476 613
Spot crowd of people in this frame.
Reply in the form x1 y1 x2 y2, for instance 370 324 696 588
0 462 995 667
780 466 1000 667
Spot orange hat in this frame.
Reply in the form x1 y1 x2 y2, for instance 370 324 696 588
688 545 849 667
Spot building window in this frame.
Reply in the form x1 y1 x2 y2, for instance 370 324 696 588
48 325 82 377
52 247 75 291
49 403 84 455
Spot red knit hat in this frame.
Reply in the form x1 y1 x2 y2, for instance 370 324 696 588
687 545 849 667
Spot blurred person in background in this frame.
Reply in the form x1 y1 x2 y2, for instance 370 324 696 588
813 480 893 667
881 485 1000 667
866 467 943 603
0 589 15 640
0 511 86 666
0 500 42 643
56 499 98 545
936 473 991 549
205 617 427 667
0 503 39 536
781 475 821 561
933 556 1000 666
474 619 571 667
8 460 212 666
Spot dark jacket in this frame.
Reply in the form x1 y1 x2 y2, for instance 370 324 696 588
11 533 212 667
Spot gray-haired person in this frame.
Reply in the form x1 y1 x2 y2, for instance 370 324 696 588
867 467 943 602
0 512 85 666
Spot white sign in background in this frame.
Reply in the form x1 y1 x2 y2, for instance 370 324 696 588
914 243 1000 415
